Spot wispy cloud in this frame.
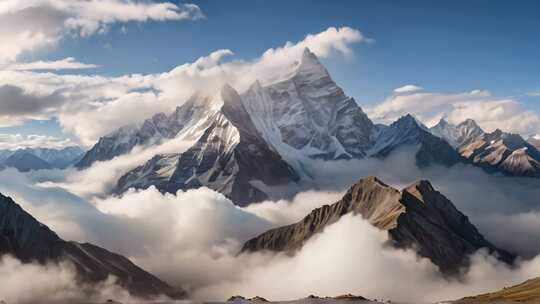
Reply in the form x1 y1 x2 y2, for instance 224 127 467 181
368 88 540 135
393 84 423 94
6 57 99 71
0 133 76 150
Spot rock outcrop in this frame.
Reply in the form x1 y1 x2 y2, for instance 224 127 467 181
460 129 540 177
241 176 514 274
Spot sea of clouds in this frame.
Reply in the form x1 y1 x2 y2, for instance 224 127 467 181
1 146 540 304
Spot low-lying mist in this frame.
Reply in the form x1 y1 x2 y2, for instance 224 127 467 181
1 146 540 303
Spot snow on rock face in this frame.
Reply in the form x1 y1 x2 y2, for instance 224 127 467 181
368 115 463 168
430 118 485 148
115 86 299 206
76 93 218 169
241 47 374 160
459 129 540 177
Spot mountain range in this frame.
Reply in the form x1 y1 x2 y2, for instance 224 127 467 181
0 146 84 172
431 119 540 177
0 192 184 299
75 48 540 205
241 176 514 274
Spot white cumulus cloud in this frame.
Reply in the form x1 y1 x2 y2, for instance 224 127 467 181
368 88 540 135
0 0 204 63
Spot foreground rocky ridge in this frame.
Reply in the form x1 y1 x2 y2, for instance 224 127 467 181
227 294 377 304
0 192 184 299
241 176 514 274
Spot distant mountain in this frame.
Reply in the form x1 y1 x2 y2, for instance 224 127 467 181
0 192 185 299
456 277 540 303
0 146 84 172
368 115 463 167
527 134 540 149
75 93 217 169
459 129 540 177
430 118 485 148
25 146 85 168
241 176 514 274
114 85 299 206
3 151 53 172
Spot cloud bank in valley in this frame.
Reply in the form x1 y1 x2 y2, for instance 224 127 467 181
0 254 140 304
2 147 540 303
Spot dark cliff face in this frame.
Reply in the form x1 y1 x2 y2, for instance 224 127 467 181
240 176 514 274
0 192 184 299
390 181 514 274
372 115 464 168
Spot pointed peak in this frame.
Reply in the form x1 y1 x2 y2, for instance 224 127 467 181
397 114 419 124
358 176 390 187
436 117 452 127
220 83 243 108
403 180 437 201
492 128 504 136
348 176 396 196
459 118 480 129
221 83 235 92
300 47 320 65
247 79 263 92
393 114 430 132
302 46 315 58
296 47 328 76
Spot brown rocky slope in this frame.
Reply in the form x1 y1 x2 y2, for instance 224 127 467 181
241 176 515 274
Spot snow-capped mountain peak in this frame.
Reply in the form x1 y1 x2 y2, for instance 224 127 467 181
295 47 330 79
430 118 484 148
240 48 375 161
459 128 540 177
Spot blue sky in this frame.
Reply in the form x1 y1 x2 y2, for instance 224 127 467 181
1 0 540 146
42 0 540 103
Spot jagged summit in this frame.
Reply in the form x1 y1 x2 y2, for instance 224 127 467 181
295 47 330 78
460 129 540 177
369 114 462 167
77 48 540 206
241 176 515 274
241 48 375 161
113 86 299 206
430 118 485 148
0 146 84 172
